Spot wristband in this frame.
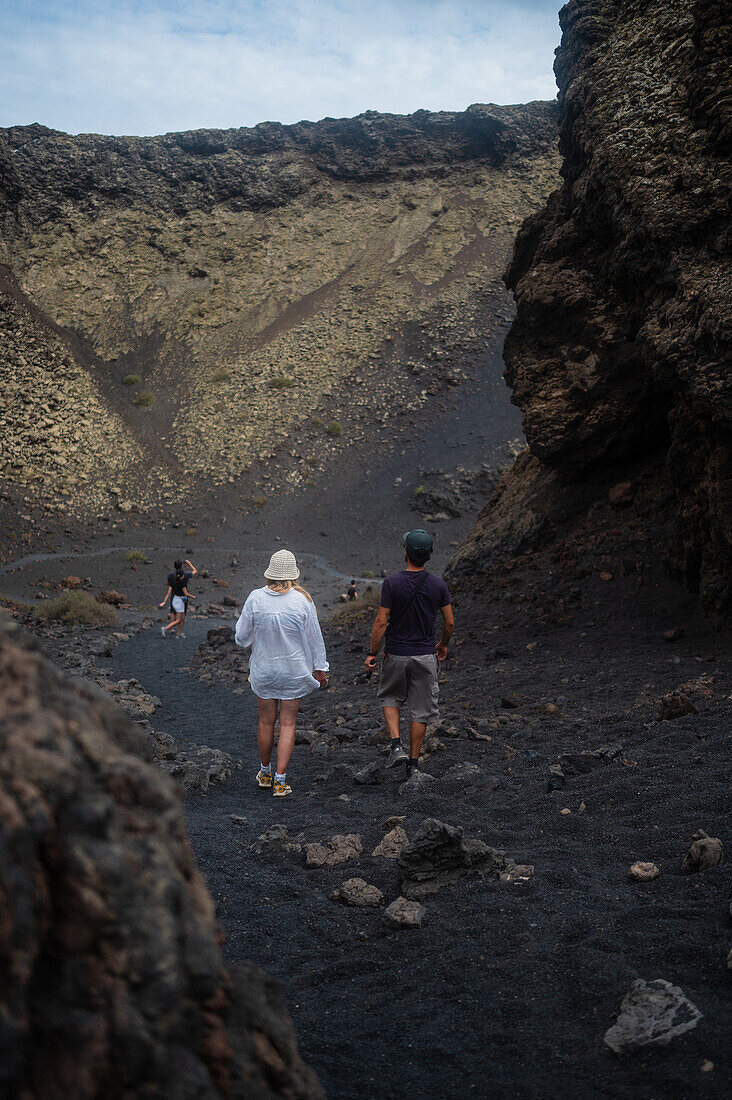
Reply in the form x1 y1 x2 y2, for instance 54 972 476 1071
368 652 378 658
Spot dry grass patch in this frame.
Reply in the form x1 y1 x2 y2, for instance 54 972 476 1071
36 591 117 627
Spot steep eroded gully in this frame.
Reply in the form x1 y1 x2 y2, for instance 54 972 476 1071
105 541 731 1100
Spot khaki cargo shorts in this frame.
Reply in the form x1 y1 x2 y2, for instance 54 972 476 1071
377 653 439 723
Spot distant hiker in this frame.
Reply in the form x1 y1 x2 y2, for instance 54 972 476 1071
235 549 328 798
159 557 198 638
347 580 358 601
365 530 453 775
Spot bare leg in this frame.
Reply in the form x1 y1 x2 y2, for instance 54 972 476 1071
382 705 401 740
276 698 301 774
257 698 278 767
175 611 185 635
409 720 427 760
163 614 180 634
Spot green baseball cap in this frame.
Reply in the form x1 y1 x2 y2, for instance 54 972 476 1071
402 529 433 553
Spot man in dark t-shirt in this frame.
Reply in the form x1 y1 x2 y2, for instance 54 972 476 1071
365 530 454 774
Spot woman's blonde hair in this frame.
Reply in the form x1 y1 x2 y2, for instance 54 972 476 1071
266 579 313 602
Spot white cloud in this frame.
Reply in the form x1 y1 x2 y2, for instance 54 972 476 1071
0 0 560 135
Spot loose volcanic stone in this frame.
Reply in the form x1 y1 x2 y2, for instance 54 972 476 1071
604 979 703 1054
629 862 660 882
499 864 534 885
657 692 698 721
372 826 409 860
304 834 363 868
382 897 427 929
681 830 723 873
399 770 437 795
353 760 384 785
330 878 384 908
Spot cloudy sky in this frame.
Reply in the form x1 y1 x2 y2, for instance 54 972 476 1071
1 0 562 136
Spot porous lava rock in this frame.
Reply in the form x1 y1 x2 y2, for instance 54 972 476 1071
681 828 723 872
604 979 703 1054
330 878 385 908
398 818 508 899
372 826 409 859
449 0 731 618
0 616 322 1099
304 833 363 868
382 897 427 930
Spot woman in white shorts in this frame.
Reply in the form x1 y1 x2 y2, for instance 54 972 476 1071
159 566 195 637
235 549 328 797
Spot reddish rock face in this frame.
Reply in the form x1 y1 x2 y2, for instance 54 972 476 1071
0 616 323 1100
456 0 731 617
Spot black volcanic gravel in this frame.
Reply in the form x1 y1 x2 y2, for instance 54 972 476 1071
105 554 732 1100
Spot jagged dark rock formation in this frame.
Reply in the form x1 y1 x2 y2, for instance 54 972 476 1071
0 614 323 1099
0 105 557 221
449 0 731 617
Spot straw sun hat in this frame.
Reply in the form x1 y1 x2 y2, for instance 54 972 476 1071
264 548 300 581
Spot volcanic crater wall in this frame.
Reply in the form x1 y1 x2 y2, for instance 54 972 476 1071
0 103 558 514
450 0 731 617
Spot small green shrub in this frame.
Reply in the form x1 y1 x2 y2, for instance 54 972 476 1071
252 495 267 509
326 421 343 438
270 375 295 390
362 569 375 579
185 526 197 536
311 417 323 428
123 373 141 386
125 549 145 563
36 591 117 627
134 391 155 407
413 485 425 497
212 368 230 382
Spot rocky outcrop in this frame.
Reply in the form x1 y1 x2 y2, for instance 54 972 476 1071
0 104 558 514
449 0 731 617
0 614 322 1099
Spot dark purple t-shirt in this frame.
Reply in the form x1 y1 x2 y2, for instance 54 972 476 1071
380 570 452 656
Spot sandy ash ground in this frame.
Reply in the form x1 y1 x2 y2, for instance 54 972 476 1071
1 348 731 1099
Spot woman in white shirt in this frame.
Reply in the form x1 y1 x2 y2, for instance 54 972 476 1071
235 549 328 797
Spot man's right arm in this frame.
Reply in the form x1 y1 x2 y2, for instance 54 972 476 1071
365 607 389 671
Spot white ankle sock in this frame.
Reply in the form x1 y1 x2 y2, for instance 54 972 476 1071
260 763 271 774
275 772 286 783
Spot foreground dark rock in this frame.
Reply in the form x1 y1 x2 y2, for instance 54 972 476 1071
604 979 703 1054
449 0 732 618
0 616 322 1099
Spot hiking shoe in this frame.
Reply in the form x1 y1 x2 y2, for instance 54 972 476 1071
386 741 407 767
273 779 292 797
176 632 186 639
256 769 273 789
160 626 167 638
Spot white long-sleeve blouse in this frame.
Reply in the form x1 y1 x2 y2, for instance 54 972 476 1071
235 586 329 700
